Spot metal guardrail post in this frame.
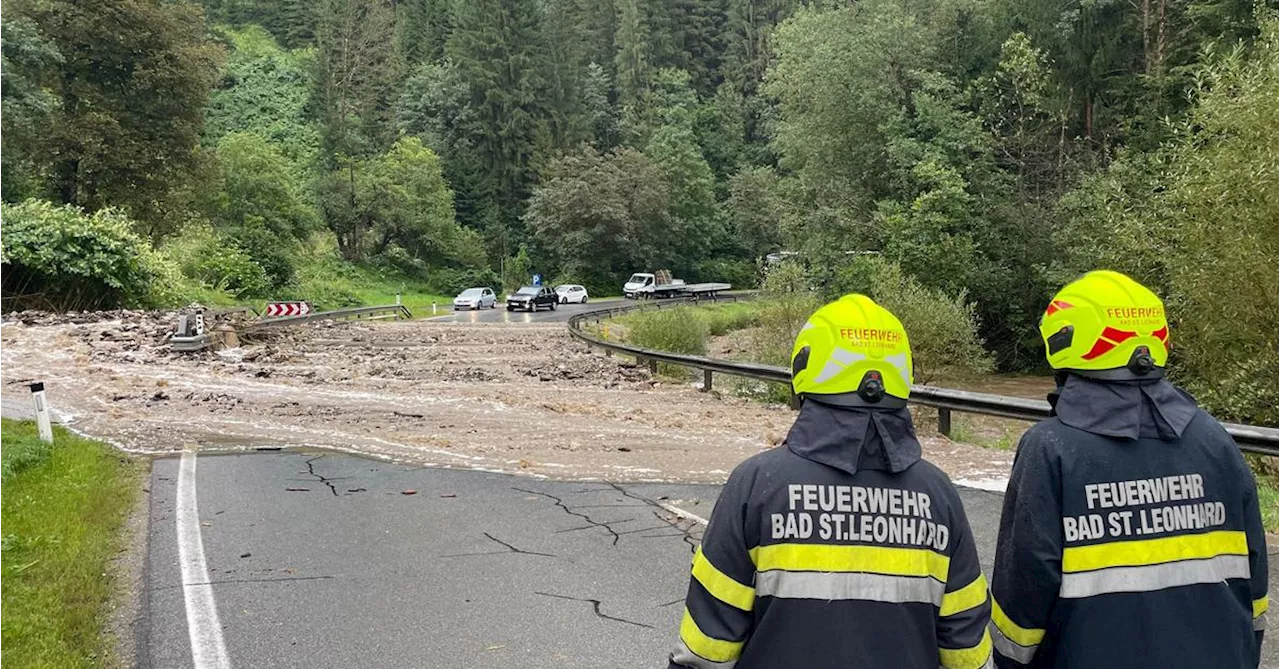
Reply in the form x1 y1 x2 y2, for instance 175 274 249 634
703 369 713 392
938 408 952 437
647 358 658 374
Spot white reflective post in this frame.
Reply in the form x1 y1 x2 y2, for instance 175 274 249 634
29 382 53 443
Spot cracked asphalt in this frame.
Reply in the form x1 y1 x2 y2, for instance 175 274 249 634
141 450 1277 668
142 451 720 668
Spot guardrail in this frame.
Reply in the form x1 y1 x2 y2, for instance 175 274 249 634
245 304 412 330
568 299 1279 457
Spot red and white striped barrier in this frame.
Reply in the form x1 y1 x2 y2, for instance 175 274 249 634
265 302 311 317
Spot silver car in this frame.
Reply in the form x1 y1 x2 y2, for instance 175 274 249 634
453 287 496 310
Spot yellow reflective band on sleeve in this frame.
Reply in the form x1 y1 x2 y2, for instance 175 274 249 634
749 543 950 582
1062 530 1247 573
1254 596 1269 619
939 629 993 669
940 574 988 617
991 597 1045 647
691 547 755 612
680 608 744 663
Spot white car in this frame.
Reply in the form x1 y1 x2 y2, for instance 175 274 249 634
554 284 589 304
453 287 496 310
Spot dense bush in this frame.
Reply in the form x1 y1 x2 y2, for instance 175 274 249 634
749 261 821 366
701 303 761 336
0 200 166 310
834 256 993 384
627 307 710 377
160 226 272 299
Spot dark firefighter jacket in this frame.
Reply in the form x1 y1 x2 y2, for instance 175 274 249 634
990 375 1269 668
668 400 992 669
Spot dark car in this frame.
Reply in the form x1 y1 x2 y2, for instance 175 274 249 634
506 286 557 312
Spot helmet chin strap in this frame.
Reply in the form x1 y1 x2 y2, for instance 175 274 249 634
1071 346 1166 382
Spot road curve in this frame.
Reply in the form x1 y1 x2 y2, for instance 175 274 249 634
424 298 627 324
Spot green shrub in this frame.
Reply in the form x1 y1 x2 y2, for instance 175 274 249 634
701 302 761 336
0 200 164 310
159 225 271 299
0 423 51 483
628 306 709 377
836 256 994 384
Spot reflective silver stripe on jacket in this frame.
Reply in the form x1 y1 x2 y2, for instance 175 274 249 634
755 570 945 605
989 623 1038 665
671 641 738 669
1059 554 1251 599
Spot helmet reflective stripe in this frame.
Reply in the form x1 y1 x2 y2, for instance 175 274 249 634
813 349 867 384
883 352 911 388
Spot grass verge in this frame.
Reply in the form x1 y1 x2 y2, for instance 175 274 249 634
1257 480 1278 534
1 419 145 668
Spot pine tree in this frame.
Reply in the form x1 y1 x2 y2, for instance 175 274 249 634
613 0 650 107
446 0 549 240
395 0 451 66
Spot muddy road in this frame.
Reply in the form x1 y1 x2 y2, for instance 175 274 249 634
0 312 1013 485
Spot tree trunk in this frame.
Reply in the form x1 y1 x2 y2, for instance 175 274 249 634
1155 0 1167 76
1142 0 1152 74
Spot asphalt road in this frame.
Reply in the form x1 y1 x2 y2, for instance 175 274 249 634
425 298 625 324
142 451 1277 668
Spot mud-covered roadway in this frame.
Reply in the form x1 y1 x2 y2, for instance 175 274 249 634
0 311 1012 485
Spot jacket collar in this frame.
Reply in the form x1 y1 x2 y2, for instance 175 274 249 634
1050 374 1197 441
785 400 922 476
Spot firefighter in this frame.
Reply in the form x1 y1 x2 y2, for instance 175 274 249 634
989 270 1269 668
668 294 992 669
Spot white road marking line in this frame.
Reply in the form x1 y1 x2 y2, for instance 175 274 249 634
658 501 709 526
177 451 233 669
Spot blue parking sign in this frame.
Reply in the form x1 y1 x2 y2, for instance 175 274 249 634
533 273 542 286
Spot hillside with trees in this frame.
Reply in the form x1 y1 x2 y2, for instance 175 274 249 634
1 0 1275 422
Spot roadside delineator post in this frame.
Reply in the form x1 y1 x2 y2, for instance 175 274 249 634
432 302 437 315
29 382 53 443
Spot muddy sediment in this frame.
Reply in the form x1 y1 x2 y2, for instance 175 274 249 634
0 313 1012 485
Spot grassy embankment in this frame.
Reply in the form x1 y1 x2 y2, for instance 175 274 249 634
1 419 145 668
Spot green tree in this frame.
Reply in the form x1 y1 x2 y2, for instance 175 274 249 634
614 0 651 107
1057 24 1278 423
206 132 317 240
727 166 785 259
395 0 451 66
313 0 398 165
316 137 478 269
1 18 63 202
445 0 548 240
204 26 319 169
5 0 224 236
524 146 674 288
582 62 621 148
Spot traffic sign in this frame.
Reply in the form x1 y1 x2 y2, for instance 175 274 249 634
533 273 543 286
265 302 311 317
